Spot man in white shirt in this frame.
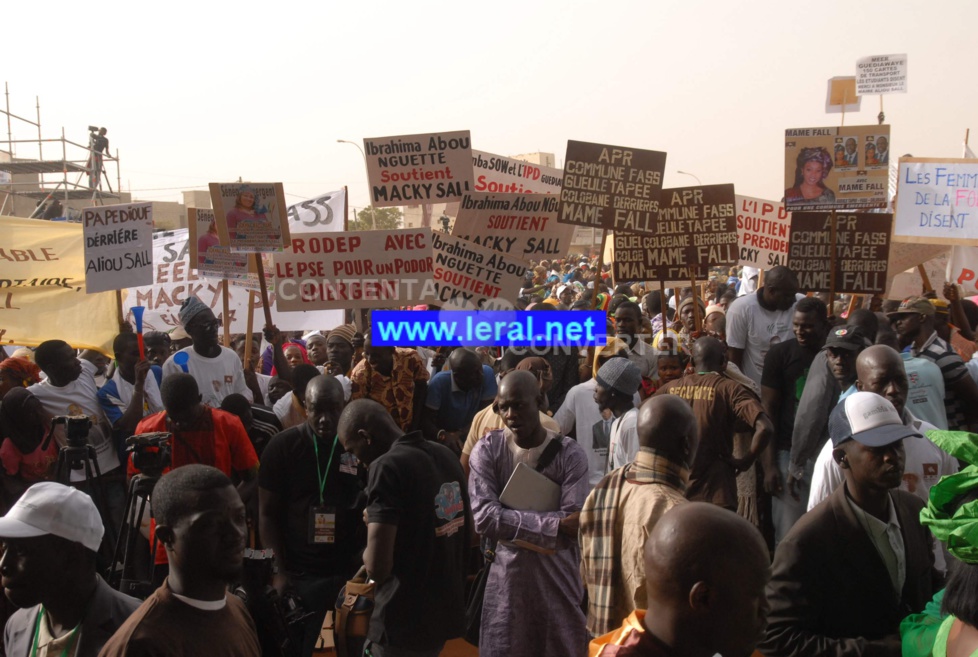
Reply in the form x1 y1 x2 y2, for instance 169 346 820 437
162 296 249 408
613 301 658 381
29 339 126 540
726 265 801 386
594 358 641 472
556 339 641 488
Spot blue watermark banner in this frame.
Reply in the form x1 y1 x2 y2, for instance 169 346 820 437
371 310 608 347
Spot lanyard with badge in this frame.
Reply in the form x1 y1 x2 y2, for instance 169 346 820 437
30 607 80 657
308 434 338 544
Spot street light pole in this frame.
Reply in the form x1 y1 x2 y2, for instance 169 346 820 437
337 139 378 228
676 170 703 186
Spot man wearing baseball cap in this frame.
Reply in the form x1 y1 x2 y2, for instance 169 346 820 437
0 482 140 657
762 392 939 657
889 295 978 432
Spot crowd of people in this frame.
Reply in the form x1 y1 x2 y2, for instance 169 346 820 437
1 256 978 657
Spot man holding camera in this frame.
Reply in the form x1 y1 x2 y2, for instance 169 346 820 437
28 340 126 538
259 375 365 657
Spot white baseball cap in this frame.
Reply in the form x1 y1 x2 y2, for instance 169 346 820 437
829 391 922 448
0 482 104 551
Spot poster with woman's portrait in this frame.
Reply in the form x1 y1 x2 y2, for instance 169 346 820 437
209 182 290 253
784 125 889 211
188 207 249 279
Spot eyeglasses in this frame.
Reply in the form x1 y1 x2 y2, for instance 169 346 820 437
190 318 222 331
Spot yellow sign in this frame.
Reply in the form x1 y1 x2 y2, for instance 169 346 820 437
0 216 119 354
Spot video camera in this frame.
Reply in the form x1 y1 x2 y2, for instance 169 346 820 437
126 432 171 478
51 415 91 449
88 125 99 132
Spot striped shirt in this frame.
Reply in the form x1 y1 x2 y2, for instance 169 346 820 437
911 331 968 430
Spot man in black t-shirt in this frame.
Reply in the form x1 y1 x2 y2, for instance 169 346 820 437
760 297 829 546
338 399 470 657
258 375 365 657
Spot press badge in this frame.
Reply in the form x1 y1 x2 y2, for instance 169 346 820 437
308 506 336 544
339 452 358 475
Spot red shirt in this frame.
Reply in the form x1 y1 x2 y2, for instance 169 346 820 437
131 407 258 479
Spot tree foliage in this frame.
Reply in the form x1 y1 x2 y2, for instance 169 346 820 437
351 206 402 230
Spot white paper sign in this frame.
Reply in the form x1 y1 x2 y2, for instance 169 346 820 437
856 54 908 95
451 193 574 260
735 195 789 268
430 232 526 310
895 158 978 243
128 229 343 332
83 202 154 294
274 229 434 311
364 131 474 207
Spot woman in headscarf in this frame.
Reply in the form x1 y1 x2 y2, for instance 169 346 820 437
0 357 42 400
907 430 978 656
0 388 57 511
784 147 836 207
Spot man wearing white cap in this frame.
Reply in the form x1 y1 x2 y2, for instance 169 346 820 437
761 392 939 657
0 482 140 657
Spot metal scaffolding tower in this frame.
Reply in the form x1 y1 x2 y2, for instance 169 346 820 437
0 82 121 218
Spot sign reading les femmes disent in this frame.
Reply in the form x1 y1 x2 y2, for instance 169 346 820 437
273 229 434 312
788 212 891 294
558 140 666 234
736 196 790 268
452 193 574 259
364 131 474 208
83 202 154 294
613 185 737 282
895 158 978 244
430 232 525 310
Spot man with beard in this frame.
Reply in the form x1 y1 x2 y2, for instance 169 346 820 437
760 393 939 657
0 483 140 657
99 465 260 656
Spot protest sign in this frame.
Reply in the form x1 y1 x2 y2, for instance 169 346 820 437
451 193 574 260
82 202 153 294
188 208 249 279
784 125 890 211
1 216 119 353
472 151 563 194
364 131 474 208
558 140 666 233
887 249 949 300
430 232 525 310
856 54 907 95
129 229 342 332
735 196 789 268
947 246 978 296
210 182 289 253
287 188 346 234
894 158 978 244
788 212 892 294
613 185 737 282
826 77 861 114
273 228 434 312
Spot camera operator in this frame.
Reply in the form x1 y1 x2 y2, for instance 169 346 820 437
132 373 259 575
0 482 140 657
28 340 126 535
258 375 365 657
100 465 260 656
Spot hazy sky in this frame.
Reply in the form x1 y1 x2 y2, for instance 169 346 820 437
5 0 975 216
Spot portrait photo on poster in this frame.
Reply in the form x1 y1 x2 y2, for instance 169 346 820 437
784 125 889 212
209 182 290 253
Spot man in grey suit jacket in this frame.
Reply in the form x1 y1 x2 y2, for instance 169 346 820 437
0 482 140 657
760 392 941 657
